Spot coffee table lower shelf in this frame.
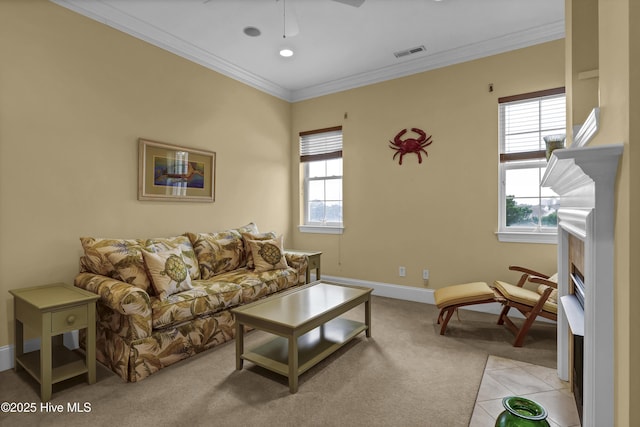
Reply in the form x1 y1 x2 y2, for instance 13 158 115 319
241 317 367 379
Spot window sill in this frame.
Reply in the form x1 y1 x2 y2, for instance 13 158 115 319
496 231 558 244
298 225 344 235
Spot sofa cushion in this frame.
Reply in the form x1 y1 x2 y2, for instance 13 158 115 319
212 266 299 304
150 280 243 330
246 235 288 272
143 236 200 280
241 231 277 269
142 247 194 300
186 231 245 279
80 237 152 293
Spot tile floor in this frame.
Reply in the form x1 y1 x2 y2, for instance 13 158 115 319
469 355 582 427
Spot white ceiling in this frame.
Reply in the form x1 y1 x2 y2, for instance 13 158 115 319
51 0 564 102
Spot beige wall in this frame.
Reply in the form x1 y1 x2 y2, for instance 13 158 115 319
291 41 563 290
3 0 635 423
0 1 292 347
565 0 638 423
592 0 638 424
629 0 640 417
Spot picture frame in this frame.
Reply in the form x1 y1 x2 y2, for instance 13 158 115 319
138 138 215 202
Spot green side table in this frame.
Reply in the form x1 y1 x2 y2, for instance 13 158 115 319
285 250 322 283
9 283 99 402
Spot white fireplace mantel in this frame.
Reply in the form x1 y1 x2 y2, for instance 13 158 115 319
541 143 623 427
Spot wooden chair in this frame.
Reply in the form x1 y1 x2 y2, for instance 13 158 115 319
493 265 558 347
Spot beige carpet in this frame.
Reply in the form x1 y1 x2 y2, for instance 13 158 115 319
0 296 555 427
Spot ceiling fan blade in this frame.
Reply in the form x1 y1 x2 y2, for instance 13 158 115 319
332 0 365 7
278 0 300 37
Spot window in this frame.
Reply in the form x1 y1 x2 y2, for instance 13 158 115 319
498 88 565 243
299 126 343 234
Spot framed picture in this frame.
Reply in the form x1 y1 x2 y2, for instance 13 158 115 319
138 138 215 202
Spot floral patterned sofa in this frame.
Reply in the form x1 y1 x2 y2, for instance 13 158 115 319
74 223 308 382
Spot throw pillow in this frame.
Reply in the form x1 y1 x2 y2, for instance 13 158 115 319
142 247 193 300
186 232 244 279
234 222 259 235
246 235 288 272
106 248 152 293
241 231 277 269
80 237 152 292
144 236 200 280
233 222 259 267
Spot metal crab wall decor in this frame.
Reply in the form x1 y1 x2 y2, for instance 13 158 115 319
389 127 433 165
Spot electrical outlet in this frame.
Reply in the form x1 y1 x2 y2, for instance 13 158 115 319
399 266 406 277
423 269 429 280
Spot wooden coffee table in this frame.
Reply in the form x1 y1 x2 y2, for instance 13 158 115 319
232 281 372 393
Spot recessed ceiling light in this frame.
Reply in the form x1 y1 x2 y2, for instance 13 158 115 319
243 26 261 37
279 48 294 57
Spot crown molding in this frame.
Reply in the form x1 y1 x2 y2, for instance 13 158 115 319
51 0 564 103
291 20 565 101
51 0 294 100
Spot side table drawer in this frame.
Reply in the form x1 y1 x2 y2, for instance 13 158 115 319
51 306 88 334
308 256 320 270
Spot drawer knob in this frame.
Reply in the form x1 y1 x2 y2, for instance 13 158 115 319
66 315 76 325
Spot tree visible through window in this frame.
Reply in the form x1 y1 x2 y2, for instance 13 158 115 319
499 88 565 235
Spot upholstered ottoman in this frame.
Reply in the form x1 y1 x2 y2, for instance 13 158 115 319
433 282 499 335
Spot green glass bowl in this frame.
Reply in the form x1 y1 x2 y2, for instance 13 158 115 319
495 396 550 427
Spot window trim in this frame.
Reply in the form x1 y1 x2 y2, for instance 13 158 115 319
495 230 558 244
497 88 565 244
298 225 345 235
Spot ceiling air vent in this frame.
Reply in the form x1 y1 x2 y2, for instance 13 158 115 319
394 45 426 59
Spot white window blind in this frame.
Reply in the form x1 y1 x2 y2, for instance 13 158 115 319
300 126 343 162
499 88 566 161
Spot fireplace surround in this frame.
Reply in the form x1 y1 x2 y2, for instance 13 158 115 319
541 143 623 427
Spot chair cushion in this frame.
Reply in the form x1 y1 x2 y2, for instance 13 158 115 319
536 272 558 303
494 281 557 314
537 285 559 304
433 282 494 309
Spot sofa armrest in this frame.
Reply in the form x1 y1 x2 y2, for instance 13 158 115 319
285 252 309 284
75 272 152 339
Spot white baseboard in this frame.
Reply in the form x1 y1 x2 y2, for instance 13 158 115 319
319 275 544 321
0 332 79 372
320 274 507 316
